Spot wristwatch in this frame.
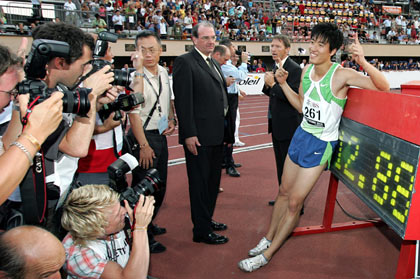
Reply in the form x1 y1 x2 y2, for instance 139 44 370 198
134 71 145 78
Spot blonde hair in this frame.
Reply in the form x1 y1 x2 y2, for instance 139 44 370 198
61 184 120 246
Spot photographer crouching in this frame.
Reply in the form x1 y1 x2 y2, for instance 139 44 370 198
61 184 154 278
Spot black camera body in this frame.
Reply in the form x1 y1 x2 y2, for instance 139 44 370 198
17 39 91 116
98 92 144 121
25 39 69 79
92 31 134 88
108 154 162 208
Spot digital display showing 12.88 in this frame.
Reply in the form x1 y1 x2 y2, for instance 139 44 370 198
330 118 420 238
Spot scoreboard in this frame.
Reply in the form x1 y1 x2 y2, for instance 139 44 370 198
331 118 419 238
329 88 420 240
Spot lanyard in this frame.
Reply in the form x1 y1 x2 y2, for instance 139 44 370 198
143 73 162 117
106 235 118 262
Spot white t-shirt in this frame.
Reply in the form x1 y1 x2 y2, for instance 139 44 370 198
64 1 77 15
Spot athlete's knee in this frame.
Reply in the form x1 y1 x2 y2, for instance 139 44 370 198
288 197 304 215
278 185 291 197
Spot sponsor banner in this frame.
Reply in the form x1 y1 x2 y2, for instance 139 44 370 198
382 5 401 15
382 70 420 89
238 73 265 95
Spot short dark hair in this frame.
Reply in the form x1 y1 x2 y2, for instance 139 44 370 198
0 233 25 279
135 30 161 48
272 34 291 49
32 22 95 64
0 45 22 76
311 23 343 52
192 21 215 39
213 45 228 56
219 38 233 47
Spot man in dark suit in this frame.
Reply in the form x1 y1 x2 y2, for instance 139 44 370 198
172 21 234 245
262 35 302 206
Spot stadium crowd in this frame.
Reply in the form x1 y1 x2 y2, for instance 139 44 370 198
1 0 420 45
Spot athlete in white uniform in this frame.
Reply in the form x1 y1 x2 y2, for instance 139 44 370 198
238 23 390 273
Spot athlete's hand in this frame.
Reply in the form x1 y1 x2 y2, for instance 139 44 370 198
274 68 289 85
349 33 366 66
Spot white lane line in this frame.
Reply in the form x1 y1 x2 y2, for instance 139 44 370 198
168 142 273 166
239 123 267 128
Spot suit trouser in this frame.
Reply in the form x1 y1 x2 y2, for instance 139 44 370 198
184 144 223 236
132 130 168 221
272 135 292 186
224 94 238 167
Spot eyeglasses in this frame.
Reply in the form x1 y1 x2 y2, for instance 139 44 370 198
0 88 18 97
140 48 159 55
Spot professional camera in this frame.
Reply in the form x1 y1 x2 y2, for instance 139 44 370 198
98 92 144 121
91 31 134 88
108 154 162 208
17 39 91 116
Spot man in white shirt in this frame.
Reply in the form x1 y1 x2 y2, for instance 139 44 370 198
113 9 125 33
128 30 176 253
64 0 77 26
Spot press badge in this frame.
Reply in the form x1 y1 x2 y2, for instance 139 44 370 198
158 115 168 134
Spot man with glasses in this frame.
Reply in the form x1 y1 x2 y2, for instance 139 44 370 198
128 30 176 253
173 21 234 245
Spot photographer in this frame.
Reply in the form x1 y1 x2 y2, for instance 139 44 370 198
0 44 63 205
77 37 126 185
28 23 114 191
2 23 116 230
61 184 154 279
128 30 176 253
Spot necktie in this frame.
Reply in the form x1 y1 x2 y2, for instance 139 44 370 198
207 57 222 81
207 57 228 115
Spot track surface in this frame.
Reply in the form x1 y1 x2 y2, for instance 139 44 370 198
149 95 401 279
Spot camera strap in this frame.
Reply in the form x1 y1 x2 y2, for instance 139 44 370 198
21 96 41 126
20 151 48 225
143 74 162 130
20 99 49 225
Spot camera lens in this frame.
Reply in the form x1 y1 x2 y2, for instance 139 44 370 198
113 69 134 88
133 168 162 197
62 88 91 116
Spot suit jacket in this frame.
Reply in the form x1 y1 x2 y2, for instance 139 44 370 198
173 48 234 145
263 57 302 141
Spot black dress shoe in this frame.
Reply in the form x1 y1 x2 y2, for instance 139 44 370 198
226 166 240 177
234 163 242 168
149 240 166 253
211 220 227 231
151 224 167 235
193 232 229 244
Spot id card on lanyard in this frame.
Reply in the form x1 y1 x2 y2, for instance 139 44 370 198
144 74 168 134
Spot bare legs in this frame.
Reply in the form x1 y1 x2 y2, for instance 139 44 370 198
263 155 326 260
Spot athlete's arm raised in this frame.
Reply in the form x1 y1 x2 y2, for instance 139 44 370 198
343 33 390 92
